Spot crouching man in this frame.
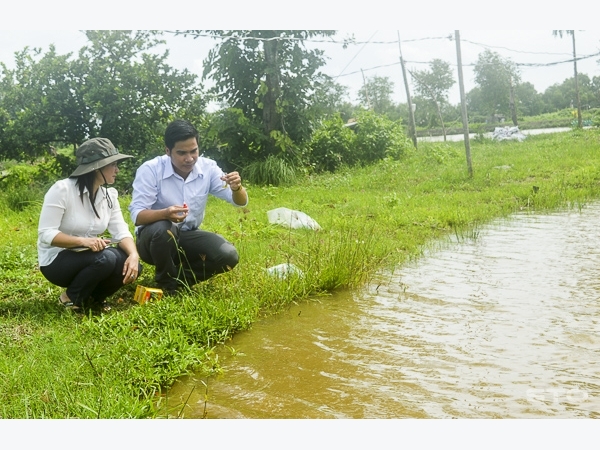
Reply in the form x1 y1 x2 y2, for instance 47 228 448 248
128 119 248 294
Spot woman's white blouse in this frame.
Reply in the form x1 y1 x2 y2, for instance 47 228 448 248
37 178 133 267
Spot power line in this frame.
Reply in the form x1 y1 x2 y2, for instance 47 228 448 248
335 62 401 78
167 30 590 59
164 30 600 88
164 30 453 46
334 51 600 78
334 31 378 80
514 51 600 67
460 39 574 57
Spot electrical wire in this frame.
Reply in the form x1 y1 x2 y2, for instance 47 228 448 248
164 30 600 82
334 31 378 81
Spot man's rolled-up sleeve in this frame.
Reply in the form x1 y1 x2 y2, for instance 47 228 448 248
128 164 158 225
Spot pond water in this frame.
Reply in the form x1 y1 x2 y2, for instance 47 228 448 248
167 203 600 418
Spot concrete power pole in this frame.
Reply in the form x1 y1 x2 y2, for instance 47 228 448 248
397 32 418 149
361 69 372 110
454 30 473 178
509 76 518 126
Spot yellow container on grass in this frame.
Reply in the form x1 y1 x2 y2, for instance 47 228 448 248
134 285 163 304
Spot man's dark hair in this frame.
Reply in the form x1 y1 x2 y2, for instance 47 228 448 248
164 119 199 151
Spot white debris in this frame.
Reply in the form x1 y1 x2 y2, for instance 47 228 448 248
265 263 304 279
492 126 527 142
267 207 321 230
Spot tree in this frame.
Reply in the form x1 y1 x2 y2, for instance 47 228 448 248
541 73 596 113
473 49 520 121
306 77 356 123
76 30 205 157
514 82 544 117
465 86 489 123
357 75 396 118
591 76 600 109
0 46 86 160
553 30 582 127
183 30 336 166
0 31 205 165
411 59 455 140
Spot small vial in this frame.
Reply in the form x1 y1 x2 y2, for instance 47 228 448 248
178 203 188 218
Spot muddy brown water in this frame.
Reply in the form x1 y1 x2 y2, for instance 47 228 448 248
167 204 600 418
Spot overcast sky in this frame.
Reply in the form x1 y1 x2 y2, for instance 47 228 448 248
2 3 599 108
2 29 599 107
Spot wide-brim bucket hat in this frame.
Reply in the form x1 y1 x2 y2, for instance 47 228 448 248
70 137 133 177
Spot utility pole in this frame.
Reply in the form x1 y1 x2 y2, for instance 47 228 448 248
454 30 473 178
509 75 518 126
572 31 583 128
397 31 417 149
361 69 372 110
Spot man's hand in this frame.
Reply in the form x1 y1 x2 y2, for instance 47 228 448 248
166 204 189 223
221 171 242 191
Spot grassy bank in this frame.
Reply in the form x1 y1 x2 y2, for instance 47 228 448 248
1 128 599 418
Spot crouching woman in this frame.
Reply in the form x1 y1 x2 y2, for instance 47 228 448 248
37 138 142 312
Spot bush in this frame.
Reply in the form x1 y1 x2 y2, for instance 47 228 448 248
200 108 268 173
353 110 411 164
307 114 356 173
423 143 460 165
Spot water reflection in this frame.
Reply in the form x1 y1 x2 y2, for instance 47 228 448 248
168 205 600 418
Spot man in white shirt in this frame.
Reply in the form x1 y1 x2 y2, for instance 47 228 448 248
128 119 248 294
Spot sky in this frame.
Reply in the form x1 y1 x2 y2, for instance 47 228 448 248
0 29 600 107
1 4 599 110
1 28 599 110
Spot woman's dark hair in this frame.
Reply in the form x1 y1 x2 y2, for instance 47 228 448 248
74 171 101 218
164 119 199 151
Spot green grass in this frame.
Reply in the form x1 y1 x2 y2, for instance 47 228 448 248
1 128 600 417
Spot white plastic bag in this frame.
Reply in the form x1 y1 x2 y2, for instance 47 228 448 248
267 207 321 230
492 126 526 142
265 263 304 279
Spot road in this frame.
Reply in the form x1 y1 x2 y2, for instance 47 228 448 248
417 127 574 143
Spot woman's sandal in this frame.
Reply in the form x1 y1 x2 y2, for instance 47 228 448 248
59 292 82 313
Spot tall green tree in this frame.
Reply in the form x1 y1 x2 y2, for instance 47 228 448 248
514 82 544 116
181 30 336 167
77 30 205 157
0 31 205 164
0 46 86 160
311 77 356 122
473 49 520 121
411 59 455 140
553 30 582 127
541 73 596 112
357 75 397 118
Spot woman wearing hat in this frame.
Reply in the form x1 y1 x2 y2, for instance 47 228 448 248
37 137 142 312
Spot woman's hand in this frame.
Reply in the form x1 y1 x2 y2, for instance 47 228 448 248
117 237 140 284
122 252 140 284
81 237 112 252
